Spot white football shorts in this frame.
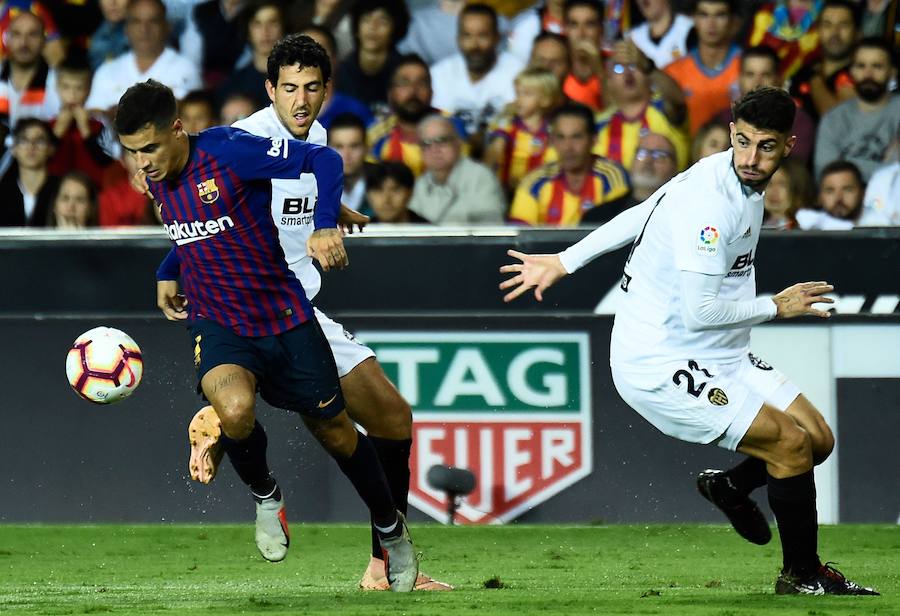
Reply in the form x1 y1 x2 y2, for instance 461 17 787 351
314 307 376 377
611 352 801 451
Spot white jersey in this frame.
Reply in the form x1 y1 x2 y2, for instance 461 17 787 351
232 106 328 300
611 150 765 369
627 14 693 69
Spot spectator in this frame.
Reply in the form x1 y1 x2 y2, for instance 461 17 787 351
860 0 890 37
409 113 506 224
691 118 730 162
291 0 355 60
86 0 201 113
369 54 463 177
628 0 694 69
509 103 631 226
0 10 60 140
858 159 900 226
789 0 859 121
98 149 155 226
747 0 824 79
47 171 97 229
328 112 371 216
665 0 741 135
484 67 562 192
48 54 115 188
335 0 410 115
797 159 865 229
0 0 65 66
814 37 900 181
179 90 217 133
89 0 130 70
562 0 605 110
626 132 678 202
217 0 287 112
528 31 572 87
179 0 247 89
219 91 256 125
0 118 58 226
714 46 815 164
507 0 566 64
399 0 464 66
763 157 812 229
593 39 689 171
301 25 374 129
430 3 524 142
365 161 430 223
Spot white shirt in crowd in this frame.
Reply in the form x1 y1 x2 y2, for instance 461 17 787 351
86 48 201 111
430 51 524 136
232 106 328 300
0 69 59 129
627 13 694 69
858 161 900 226
795 209 855 230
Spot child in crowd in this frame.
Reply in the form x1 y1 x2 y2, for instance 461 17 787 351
48 55 115 187
763 158 812 229
365 161 429 223
47 171 97 228
179 90 218 133
485 66 562 192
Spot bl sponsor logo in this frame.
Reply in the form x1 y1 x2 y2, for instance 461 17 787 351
359 331 592 524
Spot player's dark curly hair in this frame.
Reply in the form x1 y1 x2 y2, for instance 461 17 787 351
267 33 332 87
731 87 795 135
114 79 176 136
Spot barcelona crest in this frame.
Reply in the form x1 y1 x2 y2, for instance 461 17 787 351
197 179 219 204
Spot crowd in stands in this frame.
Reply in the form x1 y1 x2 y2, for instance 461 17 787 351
0 0 897 230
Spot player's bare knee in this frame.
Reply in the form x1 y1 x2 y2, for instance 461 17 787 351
216 395 255 440
776 425 813 472
368 397 412 440
812 427 835 465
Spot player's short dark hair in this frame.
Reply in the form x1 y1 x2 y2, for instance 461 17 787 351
328 112 367 139
12 116 54 143
267 33 332 87
731 86 795 135
821 0 861 28
391 53 430 85
351 0 410 45
851 36 896 66
741 45 780 71
57 52 92 79
366 160 414 191
564 0 603 19
690 0 737 14
115 79 177 135
820 159 864 188
461 3 499 32
549 102 596 134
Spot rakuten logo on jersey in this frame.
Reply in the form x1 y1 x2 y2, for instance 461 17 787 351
165 215 235 245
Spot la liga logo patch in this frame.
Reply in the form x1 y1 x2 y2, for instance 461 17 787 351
697 225 719 256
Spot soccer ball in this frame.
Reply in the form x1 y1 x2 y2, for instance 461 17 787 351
66 327 143 404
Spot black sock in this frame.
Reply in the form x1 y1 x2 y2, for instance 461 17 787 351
334 431 397 528
767 470 820 577
222 420 276 497
726 457 768 495
368 437 412 559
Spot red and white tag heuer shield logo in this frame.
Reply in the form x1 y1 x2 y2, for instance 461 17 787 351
359 332 593 524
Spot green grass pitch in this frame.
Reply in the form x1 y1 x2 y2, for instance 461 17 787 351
1 524 897 615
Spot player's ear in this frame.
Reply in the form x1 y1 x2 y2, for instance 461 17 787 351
728 121 736 146
782 134 796 158
172 118 184 137
265 79 276 104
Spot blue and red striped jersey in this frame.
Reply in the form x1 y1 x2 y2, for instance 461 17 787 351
149 127 342 338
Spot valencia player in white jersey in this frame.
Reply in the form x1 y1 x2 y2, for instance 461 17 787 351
155 34 450 591
501 87 878 596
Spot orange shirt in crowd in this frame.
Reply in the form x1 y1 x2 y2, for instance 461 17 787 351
564 73 603 111
665 45 741 135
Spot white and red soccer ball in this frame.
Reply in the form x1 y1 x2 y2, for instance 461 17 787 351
66 327 143 404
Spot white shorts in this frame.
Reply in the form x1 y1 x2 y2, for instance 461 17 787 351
611 352 801 451
314 307 375 378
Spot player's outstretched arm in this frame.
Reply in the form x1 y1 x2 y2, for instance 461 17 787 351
157 280 188 320
773 281 834 319
499 249 568 303
307 228 348 272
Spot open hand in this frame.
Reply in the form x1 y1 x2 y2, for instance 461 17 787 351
499 249 568 303
773 281 834 319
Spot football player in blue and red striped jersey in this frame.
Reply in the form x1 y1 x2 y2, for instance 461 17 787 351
115 79 418 592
